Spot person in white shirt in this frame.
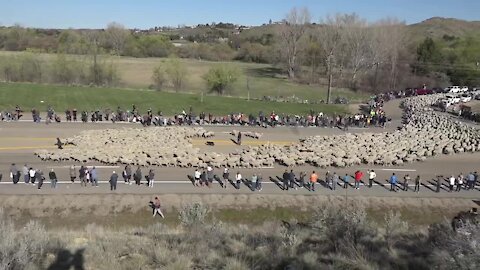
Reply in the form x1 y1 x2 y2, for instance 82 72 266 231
449 175 456 192
194 169 201 187
235 172 242 189
368 170 376 188
29 168 36 185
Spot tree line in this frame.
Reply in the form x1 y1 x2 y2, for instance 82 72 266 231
0 9 479 94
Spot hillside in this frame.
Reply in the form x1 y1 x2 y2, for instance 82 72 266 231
407 17 480 42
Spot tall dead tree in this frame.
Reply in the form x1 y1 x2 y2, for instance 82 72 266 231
316 15 343 104
279 8 310 80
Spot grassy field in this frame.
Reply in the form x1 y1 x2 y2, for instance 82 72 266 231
0 82 348 115
0 51 370 103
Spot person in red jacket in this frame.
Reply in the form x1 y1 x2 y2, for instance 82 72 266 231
354 170 363 190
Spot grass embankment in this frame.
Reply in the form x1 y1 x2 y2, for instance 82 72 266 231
0 51 370 102
0 82 348 115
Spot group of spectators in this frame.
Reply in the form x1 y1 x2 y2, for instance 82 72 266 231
0 103 390 129
3 164 479 194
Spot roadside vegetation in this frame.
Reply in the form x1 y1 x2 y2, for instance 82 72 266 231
2 203 479 270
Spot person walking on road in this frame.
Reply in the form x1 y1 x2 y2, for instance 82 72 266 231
152 196 165 218
403 174 411 191
449 175 455 192
79 166 86 187
237 131 242 145
309 171 318 192
282 170 289 191
436 175 442 193
10 163 19 184
414 175 421 193
354 170 363 190
389 173 398 192
49 168 57 188
368 170 376 188
109 171 118 191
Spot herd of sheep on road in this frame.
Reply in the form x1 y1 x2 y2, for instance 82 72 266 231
36 94 480 169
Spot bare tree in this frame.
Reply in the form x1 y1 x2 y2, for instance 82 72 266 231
340 14 371 90
105 22 130 56
278 7 310 80
316 14 343 103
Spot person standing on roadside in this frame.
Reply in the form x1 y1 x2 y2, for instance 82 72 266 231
456 174 464 192
309 171 318 191
134 166 142 186
354 170 363 190
368 170 376 188
90 167 98 187
29 167 36 184
69 165 76 182
79 165 86 187
148 169 155 188
289 170 296 190
389 173 398 192
109 171 118 191
467 172 475 190
36 170 44 190
125 165 132 185
282 170 289 191
332 172 339 191
414 175 421 193
343 174 350 189
23 164 29 184
10 163 19 184
256 174 262 191
449 175 455 192
235 171 242 189
49 168 57 188
403 174 411 191
222 167 229 189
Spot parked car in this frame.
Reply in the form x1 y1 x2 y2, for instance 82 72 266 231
415 88 429 95
460 86 469 92
445 86 461 93
432 87 444 93
475 94 480 100
460 94 472 103
445 95 461 104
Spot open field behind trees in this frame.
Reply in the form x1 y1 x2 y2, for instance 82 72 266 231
0 51 368 103
0 82 348 115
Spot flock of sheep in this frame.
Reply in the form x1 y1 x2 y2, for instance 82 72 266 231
36 94 480 169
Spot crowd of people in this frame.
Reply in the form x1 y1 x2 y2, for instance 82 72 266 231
0 101 389 129
3 164 479 194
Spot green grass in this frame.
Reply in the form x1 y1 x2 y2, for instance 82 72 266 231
0 82 348 115
0 51 370 103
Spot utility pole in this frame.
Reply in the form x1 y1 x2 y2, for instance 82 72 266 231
327 73 332 104
373 62 379 93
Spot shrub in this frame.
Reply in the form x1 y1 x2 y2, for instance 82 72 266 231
178 203 210 227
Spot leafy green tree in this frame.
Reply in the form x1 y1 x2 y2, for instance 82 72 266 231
204 65 238 95
416 37 442 75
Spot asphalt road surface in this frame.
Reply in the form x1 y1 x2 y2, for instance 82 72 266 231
0 99 478 198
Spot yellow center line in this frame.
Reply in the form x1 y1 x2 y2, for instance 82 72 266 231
0 145 57 151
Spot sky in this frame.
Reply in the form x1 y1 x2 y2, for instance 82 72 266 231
0 0 479 29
